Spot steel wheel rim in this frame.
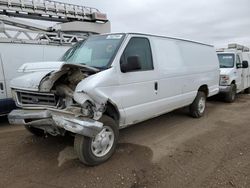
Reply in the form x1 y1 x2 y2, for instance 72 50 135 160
91 126 114 157
198 97 206 114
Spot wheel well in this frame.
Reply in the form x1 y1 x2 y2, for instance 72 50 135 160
198 85 209 96
104 101 120 123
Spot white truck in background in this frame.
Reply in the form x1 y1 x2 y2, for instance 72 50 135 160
0 0 110 115
217 44 250 102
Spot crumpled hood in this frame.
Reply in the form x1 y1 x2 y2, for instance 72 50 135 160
220 68 233 76
18 61 64 73
10 70 53 91
11 62 99 91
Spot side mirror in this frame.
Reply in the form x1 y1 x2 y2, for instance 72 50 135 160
121 56 141 73
242 61 249 68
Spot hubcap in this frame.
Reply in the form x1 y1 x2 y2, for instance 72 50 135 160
198 97 206 114
91 126 114 157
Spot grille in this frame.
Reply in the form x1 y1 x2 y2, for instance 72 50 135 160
16 91 57 107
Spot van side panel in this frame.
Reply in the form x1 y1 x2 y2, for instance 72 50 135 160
150 38 187 115
0 55 15 115
148 37 219 118
178 41 220 97
112 34 219 126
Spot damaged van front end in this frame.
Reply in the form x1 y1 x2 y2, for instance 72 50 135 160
8 34 125 166
9 109 103 137
8 63 108 137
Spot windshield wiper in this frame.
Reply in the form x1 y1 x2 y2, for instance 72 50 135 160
79 63 102 71
220 65 229 68
76 63 100 72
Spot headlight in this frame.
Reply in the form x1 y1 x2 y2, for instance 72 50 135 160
220 75 230 85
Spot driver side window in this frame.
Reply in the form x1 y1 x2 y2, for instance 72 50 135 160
120 37 153 72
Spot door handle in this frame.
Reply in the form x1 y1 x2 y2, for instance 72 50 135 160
154 82 158 91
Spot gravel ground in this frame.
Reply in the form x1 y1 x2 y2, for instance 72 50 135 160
0 94 250 188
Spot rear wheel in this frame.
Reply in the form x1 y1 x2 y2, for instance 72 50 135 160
225 84 236 103
245 87 250 94
189 91 206 118
24 125 45 137
74 115 119 166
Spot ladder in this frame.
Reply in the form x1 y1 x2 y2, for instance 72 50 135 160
0 0 108 22
0 0 111 45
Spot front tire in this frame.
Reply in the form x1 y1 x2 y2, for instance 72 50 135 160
74 115 119 166
225 84 236 103
189 91 206 118
24 125 45 137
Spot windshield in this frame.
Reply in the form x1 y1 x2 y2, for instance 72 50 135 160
217 54 235 68
61 34 125 69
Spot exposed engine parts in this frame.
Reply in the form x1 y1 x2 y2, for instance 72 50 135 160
37 64 107 120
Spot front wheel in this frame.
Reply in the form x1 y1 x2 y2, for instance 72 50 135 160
225 84 236 103
189 91 206 118
74 115 119 166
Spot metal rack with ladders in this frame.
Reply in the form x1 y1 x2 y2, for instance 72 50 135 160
0 0 111 115
0 0 111 45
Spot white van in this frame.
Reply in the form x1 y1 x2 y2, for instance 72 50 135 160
0 43 69 115
217 44 250 102
8 33 220 165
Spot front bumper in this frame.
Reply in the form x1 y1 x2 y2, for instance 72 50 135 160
8 109 103 137
219 85 231 93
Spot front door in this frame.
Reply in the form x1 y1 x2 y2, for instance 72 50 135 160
118 36 158 125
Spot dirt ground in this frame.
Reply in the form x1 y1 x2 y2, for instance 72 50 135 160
1 94 250 188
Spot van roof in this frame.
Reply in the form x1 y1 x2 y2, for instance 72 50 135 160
100 32 213 47
217 49 247 54
127 33 214 47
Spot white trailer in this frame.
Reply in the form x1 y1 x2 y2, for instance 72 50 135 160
0 0 111 115
0 43 69 115
217 44 250 102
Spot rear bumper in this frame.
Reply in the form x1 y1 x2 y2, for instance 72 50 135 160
219 85 231 93
8 109 103 137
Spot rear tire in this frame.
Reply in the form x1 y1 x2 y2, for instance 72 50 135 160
245 87 250 94
24 125 45 137
225 84 236 103
189 91 206 118
74 115 119 166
